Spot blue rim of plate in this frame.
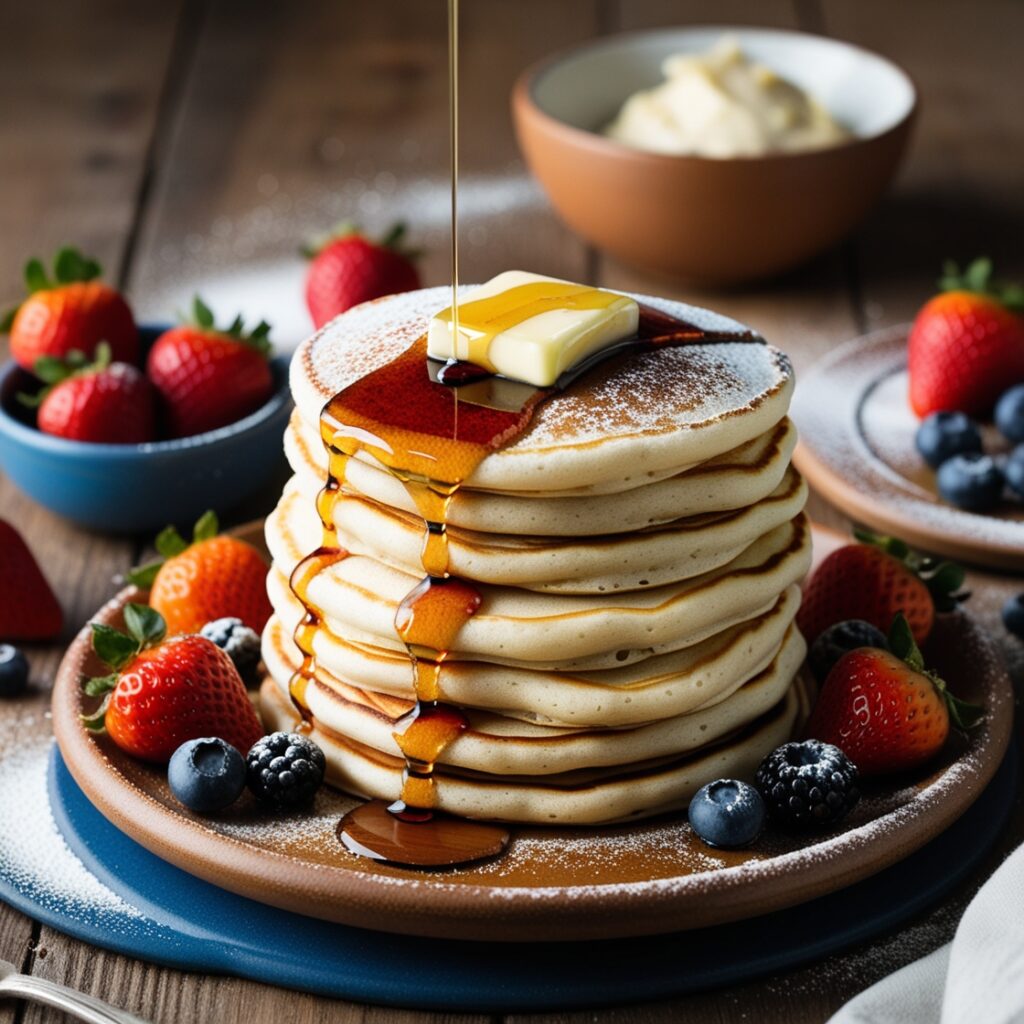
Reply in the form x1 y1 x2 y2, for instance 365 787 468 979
2 741 1010 1013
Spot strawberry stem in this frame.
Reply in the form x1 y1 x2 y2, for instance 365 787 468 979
126 511 220 588
886 614 984 732
938 257 1024 312
853 529 968 611
179 296 273 355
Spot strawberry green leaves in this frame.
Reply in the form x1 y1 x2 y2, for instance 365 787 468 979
887 613 984 732
180 295 273 356
853 529 968 612
82 602 168 732
126 510 220 589
938 257 1024 313
2 247 105 332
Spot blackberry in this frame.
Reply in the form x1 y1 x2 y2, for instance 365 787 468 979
200 617 262 686
756 740 860 828
246 732 326 808
808 619 889 683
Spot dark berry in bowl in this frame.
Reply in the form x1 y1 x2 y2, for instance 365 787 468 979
808 619 889 683
247 732 326 808
200 616 262 686
936 452 1004 511
688 779 765 849
1006 445 1024 497
915 411 983 469
995 385 1024 444
168 737 247 813
756 740 860 828
0 645 29 698
1003 594 1024 639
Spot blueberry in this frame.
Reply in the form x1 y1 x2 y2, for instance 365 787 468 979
936 452 1005 511
915 411 983 469
756 740 860 829
1006 445 1024 497
168 737 247 813
0 645 29 698
1003 594 1024 639
688 779 765 849
809 620 889 683
200 617 262 686
995 385 1024 444
246 732 326 808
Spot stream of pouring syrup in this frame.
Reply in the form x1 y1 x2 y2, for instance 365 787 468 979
286 0 758 868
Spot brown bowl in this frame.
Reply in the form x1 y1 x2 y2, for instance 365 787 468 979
512 26 917 285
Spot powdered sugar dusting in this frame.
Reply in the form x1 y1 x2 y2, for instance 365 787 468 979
294 286 792 452
0 711 142 924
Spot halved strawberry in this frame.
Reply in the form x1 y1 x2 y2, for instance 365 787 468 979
0 520 62 641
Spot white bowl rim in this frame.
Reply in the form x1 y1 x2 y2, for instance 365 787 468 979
521 24 918 163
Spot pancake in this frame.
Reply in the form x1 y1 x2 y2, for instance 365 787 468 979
262 625 804 775
266 284 809 828
271 467 807 594
291 287 794 493
267 511 810 665
286 410 800 534
260 675 805 824
262 583 801 727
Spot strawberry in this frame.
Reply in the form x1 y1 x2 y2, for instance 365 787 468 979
304 222 421 329
146 297 273 439
18 343 155 444
797 531 966 647
908 258 1024 418
2 247 137 371
0 520 63 641
128 511 272 636
82 602 263 763
805 614 982 776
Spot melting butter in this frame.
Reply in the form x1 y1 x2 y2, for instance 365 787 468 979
427 270 638 388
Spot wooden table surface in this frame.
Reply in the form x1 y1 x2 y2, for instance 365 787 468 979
1 1 1022 1021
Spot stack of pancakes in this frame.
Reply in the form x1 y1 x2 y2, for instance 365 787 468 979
261 287 812 825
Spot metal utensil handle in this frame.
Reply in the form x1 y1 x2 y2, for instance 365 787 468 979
0 973 149 1024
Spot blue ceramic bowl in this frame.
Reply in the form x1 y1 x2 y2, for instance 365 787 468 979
0 324 293 533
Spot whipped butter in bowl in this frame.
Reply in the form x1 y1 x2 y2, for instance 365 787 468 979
513 26 916 283
604 36 850 158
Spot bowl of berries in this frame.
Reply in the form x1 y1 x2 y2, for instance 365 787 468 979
0 248 292 533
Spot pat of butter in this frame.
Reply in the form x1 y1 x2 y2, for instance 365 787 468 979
427 270 639 388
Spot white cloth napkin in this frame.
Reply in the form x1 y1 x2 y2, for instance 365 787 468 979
828 842 1024 1023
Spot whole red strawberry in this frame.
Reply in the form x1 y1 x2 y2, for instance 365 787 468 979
146 297 273 438
82 602 264 763
797 531 965 647
304 223 421 329
21 343 155 444
806 614 982 776
0 520 62 640
127 510 272 635
908 258 1024 418
2 247 137 371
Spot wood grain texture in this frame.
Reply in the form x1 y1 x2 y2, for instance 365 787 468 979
0 1 186 298
127 0 599 329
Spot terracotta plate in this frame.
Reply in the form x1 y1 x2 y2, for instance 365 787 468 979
792 326 1024 570
51 523 1013 942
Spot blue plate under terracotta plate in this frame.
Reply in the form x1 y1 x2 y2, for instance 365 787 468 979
0 743 1009 1012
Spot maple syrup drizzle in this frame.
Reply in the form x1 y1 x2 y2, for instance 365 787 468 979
284 0 761 869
